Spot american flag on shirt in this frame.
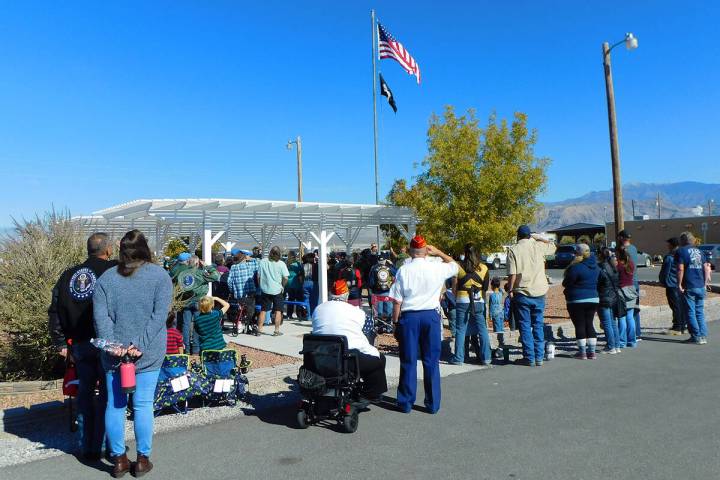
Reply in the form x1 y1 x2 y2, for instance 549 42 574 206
377 22 421 84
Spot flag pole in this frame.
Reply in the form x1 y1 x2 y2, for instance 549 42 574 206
371 9 381 248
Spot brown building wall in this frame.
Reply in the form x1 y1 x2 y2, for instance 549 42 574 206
606 216 720 256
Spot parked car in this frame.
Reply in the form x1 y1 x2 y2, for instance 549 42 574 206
608 247 653 268
553 244 578 268
699 244 720 270
484 246 509 270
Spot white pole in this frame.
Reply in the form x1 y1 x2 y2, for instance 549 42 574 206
203 229 225 296
311 230 335 305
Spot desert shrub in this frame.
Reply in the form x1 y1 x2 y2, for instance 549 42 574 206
0 211 85 380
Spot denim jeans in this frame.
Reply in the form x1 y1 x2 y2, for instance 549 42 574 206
178 303 199 355
105 369 160 457
302 280 317 315
598 307 618 350
72 341 107 455
666 287 686 332
683 288 707 339
512 294 546 363
617 308 636 348
634 280 641 337
375 299 393 319
452 302 491 364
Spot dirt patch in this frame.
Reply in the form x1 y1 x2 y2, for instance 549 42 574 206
0 389 65 410
223 343 300 369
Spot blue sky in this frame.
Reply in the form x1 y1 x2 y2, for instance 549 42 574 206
1 0 718 225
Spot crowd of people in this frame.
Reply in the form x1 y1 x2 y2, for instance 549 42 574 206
47 224 714 475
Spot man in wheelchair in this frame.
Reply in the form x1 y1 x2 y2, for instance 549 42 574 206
311 279 388 402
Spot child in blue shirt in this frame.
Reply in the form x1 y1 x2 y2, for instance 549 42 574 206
486 277 506 345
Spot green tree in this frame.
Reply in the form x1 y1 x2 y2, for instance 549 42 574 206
387 107 549 254
0 211 85 380
164 237 189 258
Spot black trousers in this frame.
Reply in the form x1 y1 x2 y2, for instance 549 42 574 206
567 303 597 339
666 287 686 332
351 350 388 399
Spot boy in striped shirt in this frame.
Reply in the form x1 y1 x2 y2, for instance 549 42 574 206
194 296 230 353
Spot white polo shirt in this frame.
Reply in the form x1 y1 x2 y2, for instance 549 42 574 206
312 300 379 357
389 257 459 312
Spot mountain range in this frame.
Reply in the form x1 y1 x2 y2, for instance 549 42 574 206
535 182 720 231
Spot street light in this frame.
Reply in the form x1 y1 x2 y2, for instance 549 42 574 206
603 32 638 234
286 136 303 203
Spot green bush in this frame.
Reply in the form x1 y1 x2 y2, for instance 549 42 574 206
0 211 85 380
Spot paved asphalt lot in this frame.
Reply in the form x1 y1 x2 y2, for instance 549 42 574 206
6 323 720 480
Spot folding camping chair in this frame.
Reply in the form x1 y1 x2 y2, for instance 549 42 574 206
153 354 202 415
199 349 249 406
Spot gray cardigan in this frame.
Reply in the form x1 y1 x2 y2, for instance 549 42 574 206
93 263 173 373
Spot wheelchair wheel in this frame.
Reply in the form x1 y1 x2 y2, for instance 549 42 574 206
341 409 359 433
296 409 309 429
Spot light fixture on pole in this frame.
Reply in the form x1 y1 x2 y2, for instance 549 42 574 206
286 136 303 203
602 32 638 235
287 136 304 254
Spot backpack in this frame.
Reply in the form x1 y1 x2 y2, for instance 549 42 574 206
459 269 483 304
374 264 394 291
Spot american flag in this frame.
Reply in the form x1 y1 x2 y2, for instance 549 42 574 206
377 22 420 84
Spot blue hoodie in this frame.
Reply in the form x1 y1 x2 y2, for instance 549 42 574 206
563 254 600 303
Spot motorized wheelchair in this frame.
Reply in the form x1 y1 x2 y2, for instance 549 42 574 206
296 334 366 433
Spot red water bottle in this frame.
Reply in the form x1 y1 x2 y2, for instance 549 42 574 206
120 353 136 394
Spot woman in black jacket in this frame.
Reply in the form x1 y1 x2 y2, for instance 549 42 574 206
596 248 624 354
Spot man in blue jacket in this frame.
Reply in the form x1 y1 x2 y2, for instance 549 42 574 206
659 237 684 335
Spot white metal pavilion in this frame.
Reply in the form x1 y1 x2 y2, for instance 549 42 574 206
74 198 418 304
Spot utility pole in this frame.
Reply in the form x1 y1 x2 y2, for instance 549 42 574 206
603 41 624 233
657 192 661 219
631 199 636 219
709 199 715 216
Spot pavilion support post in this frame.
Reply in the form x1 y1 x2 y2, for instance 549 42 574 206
220 241 236 253
310 230 335 305
202 229 225 296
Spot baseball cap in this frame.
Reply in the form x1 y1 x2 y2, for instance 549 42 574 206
177 252 191 261
517 225 532 238
617 230 631 239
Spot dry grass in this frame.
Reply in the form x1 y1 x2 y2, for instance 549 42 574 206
0 211 86 380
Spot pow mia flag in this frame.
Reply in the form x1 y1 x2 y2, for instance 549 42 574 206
379 73 397 113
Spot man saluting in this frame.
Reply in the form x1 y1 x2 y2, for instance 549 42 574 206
389 235 458 414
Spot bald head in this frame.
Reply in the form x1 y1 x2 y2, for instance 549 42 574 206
87 232 112 259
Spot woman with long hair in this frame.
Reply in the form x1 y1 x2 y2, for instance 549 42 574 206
597 248 624 354
616 245 638 348
93 229 172 477
563 243 600 359
450 243 491 365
